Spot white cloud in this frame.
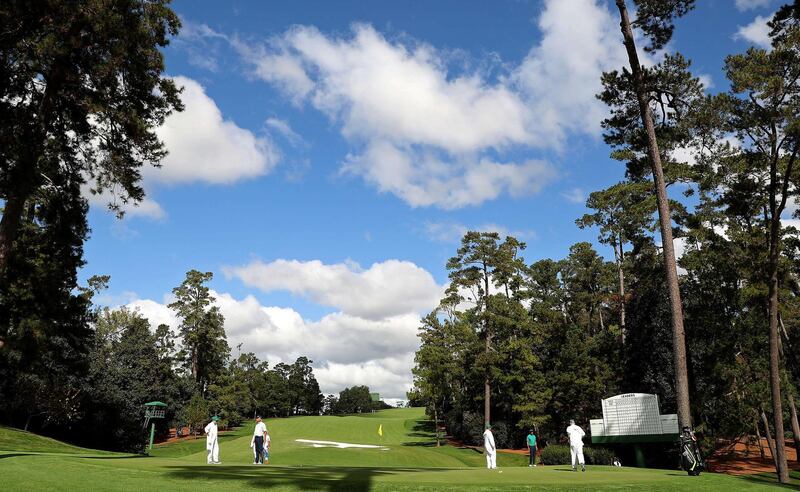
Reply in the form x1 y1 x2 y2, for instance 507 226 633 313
265 117 304 147
510 0 637 145
342 142 554 208
561 188 585 204
152 76 280 185
84 186 167 220
127 298 181 330
697 73 714 90
424 221 536 243
85 75 279 219
242 0 637 208
735 0 772 11
223 258 444 320
735 15 772 48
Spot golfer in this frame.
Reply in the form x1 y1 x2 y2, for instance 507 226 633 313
251 416 267 464
483 423 497 469
566 419 586 472
526 429 537 467
204 415 221 464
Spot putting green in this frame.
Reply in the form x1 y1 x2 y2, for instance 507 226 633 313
1 408 796 491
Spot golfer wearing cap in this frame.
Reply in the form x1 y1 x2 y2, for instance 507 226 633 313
204 416 221 464
566 419 586 472
483 423 497 469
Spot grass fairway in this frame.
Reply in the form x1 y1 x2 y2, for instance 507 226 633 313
1 408 798 491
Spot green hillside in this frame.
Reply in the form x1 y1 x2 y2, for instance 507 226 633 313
0 408 796 491
0 426 115 456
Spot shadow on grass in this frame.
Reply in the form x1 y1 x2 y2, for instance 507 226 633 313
166 465 431 492
402 441 437 447
80 455 146 460
0 453 32 459
738 471 800 491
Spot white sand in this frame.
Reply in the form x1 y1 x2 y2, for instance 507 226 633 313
295 439 389 450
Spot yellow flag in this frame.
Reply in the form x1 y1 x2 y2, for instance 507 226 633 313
378 424 383 437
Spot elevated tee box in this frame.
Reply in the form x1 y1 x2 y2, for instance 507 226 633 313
144 401 167 419
591 393 678 444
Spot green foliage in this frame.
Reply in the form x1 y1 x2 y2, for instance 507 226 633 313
83 307 182 452
0 0 183 275
539 444 571 465
181 394 209 436
0 180 93 430
331 385 374 414
630 0 695 52
169 270 230 395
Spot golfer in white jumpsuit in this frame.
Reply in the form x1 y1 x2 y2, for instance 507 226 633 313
483 425 497 469
566 419 586 471
204 416 221 464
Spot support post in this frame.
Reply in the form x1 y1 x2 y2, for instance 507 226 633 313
634 444 645 468
149 423 156 450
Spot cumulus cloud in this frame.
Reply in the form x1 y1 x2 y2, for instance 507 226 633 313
125 257 444 398
735 15 773 48
510 0 634 145
86 76 279 219
152 76 279 185
424 221 536 243
561 188 586 204
222 258 444 320
232 0 638 208
342 142 554 208
735 0 772 11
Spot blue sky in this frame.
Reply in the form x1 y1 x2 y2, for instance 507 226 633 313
81 0 779 400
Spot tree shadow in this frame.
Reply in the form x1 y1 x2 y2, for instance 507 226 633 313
401 441 437 447
165 465 432 491
0 453 32 459
79 455 147 460
738 473 800 491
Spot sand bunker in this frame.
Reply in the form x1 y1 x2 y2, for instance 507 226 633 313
295 439 389 450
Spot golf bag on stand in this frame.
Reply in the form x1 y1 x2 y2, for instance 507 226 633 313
679 426 704 476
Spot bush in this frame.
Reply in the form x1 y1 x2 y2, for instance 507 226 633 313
459 413 512 448
540 444 571 465
585 446 615 465
539 444 615 465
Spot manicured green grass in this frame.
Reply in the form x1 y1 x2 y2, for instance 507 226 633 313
1 409 798 491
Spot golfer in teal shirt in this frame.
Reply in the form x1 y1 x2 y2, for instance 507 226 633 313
527 430 537 467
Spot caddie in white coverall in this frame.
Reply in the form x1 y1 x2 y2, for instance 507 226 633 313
483 423 497 469
566 419 586 472
204 415 221 464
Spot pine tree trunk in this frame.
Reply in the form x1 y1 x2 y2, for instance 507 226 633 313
617 238 626 343
483 261 491 427
434 404 440 447
761 409 778 467
789 396 800 464
767 151 790 483
615 0 691 429
756 416 766 460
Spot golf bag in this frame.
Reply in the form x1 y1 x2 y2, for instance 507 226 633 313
679 428 704 476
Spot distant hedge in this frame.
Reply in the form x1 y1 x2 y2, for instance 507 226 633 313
539 445 615 465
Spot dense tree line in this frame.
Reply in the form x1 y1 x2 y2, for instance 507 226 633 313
0 268 325 452
412 2 800 481
322 385 391 415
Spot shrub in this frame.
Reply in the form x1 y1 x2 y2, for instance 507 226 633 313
539 444 615 465
585 446 615 465
540 444 571 465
